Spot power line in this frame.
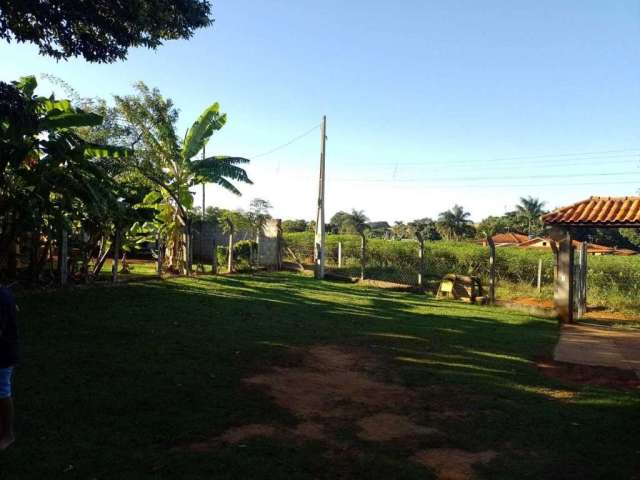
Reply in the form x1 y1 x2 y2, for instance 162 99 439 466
252 124 321 158
387 180 640 189
350 152 640 168
333 171 640 184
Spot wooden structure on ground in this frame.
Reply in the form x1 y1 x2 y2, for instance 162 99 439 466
542 196 640 323
436 274 486 304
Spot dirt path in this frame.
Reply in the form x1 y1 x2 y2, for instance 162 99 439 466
554 324 640 375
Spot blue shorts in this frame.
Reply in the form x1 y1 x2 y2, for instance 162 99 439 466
0 367 13 399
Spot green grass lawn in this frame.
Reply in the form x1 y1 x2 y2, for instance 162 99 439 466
4 272 639 479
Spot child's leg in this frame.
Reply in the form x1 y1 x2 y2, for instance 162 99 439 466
0 367 15 450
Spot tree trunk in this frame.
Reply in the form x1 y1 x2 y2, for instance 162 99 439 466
92 238 111 278
211 238 218 274
156 234 163 274
112 229 121 283
227 233 234 273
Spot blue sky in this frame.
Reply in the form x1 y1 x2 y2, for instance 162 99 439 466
1 0 639 222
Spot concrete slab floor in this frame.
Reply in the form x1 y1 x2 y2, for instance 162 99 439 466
554 324 640 376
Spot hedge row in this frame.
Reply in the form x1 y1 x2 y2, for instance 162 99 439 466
283 232 640 298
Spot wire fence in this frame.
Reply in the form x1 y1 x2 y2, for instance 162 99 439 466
281 232 640 306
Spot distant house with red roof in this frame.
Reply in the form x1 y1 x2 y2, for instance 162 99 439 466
480 232 529 247
518 236 637 256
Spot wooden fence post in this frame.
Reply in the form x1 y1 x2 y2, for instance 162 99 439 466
112 228 121 283
537 258 542 293
59 229 68 286
486 234 496 305
338 241 342 268
156 234 163 274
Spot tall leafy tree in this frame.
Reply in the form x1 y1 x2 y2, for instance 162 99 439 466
329 211 353 234
515 196 546 236
115 82 252 273
437 205 474 241
409 218 440 241
0 0 213 63
248 198 272 238
345 209 370 280
282 219 308 233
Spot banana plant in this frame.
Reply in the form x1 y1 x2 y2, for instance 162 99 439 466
0 75 131 282
115 83 252 273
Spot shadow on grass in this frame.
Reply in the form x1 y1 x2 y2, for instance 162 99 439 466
6 270 640 480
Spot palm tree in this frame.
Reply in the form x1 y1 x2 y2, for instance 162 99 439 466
115 83 252 273
437 205 473 241
346 209 369 280
515 196 546 236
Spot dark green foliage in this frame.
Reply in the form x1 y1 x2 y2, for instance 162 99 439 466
436 204 475 240
409 217 441 241
0 0 213 63
233 240 257 262
0 75 138 282
282 219 308 233
328 210 354 233
620 228 640 249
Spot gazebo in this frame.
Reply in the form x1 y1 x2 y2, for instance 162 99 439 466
541 196 640 323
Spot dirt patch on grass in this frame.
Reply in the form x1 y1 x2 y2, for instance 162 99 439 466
245 346 415 420
584 310 640 325
537 358 640 390
511 297 554 309
356 413 439 442
413 448 497 480
183 344 499 478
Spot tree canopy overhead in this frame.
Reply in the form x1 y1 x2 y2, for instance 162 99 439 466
0 0 213 63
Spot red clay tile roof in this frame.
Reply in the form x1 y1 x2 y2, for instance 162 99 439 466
491 232 529 244
542 196 640 227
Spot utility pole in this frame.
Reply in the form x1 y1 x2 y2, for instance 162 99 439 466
314 115 327 279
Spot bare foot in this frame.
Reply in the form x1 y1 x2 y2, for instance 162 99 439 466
0 434 15 450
